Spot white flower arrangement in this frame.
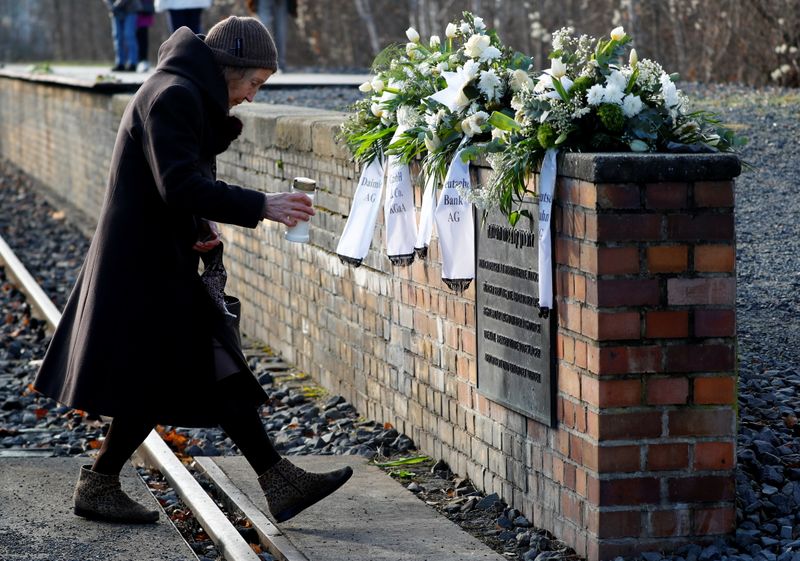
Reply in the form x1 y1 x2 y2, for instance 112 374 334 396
339 13 745 226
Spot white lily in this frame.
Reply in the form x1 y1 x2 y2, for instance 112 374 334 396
426 61 479 113
406 27 420 43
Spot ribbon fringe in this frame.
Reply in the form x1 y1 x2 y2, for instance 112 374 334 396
442 278 473 292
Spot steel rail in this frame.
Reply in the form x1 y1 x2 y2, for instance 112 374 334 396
0 232 261 561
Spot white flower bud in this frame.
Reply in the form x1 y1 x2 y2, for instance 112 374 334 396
610 26 625 41
549 57 567 79
371 78 385 93
429 35 441 48
358 81 373 93
424 133 441 152
473 17 486 31
629 48 638 66
460 22 471 35
370 103 383 118
445 23 458 38
406 27 420 43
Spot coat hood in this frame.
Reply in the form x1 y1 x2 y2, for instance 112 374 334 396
156 27 229 113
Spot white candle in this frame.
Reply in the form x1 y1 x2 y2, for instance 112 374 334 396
284 177 316 243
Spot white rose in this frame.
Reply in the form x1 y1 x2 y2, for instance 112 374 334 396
464 34 491 58
406 27 420 43
549 57 567 79
610 26 625 41
479 46 502 62
445 23 458 38
473 17 486 31
358 81 372 93
371 78 385 93
509 69 534 92
429 35 441 48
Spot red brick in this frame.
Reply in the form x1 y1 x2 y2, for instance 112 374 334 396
589 509 642 539
556 177 581 205
598 411 663 441
668 278 735 306
694 181 734 208
561 491 584 525
600 477 660 505
555 237 581 268
591 279 660 307
597 444 640 472
597 246 640 275
569 434 585 465
665 344 735 372
694 441 735 470
647 245 688 273
597 183 641 209
558 364 581 399
645 182 689 209
573 274 587 302
693 506 736 534
561 397 574 427
646 311 689 338
667 214 734 241
588 345 663 375
695 245 735 272
647 377 689 405
647 443 690 471
594 214 662 242
582 439 599 471
574 340 588 369
694 310 736 337
668 409 735 437
579 181 598 209
558 301 582 334
597 378 642 407
582 309 640 340
650 509 691 537
694 376 736 405
667 476 735 502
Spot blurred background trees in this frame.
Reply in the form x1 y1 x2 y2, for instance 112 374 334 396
0 0 797 86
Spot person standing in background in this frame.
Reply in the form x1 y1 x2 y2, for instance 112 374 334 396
135 0 155 72
105 0 141 72
155 0 212 34
246 0 296 71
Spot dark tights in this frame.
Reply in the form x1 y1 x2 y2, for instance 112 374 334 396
92 375 280 476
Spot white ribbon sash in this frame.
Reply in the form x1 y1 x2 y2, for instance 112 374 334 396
537 148 557 312
434 149 474 291
414 172 437 258
384 128 418 266
336 157 385 266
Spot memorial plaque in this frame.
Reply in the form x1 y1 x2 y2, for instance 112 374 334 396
475 202 556 426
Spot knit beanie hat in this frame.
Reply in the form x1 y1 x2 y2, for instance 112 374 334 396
205 16 278 70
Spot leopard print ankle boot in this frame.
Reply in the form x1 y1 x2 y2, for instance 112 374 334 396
258 458 353 522
73 465 159 523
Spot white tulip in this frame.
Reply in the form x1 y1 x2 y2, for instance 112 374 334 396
358 81 373 93
406 42 417 58
424 133 441 152
371 78 385 93
610 26 625 41
370 103 383 117
429 35 441 48
406 27 420 43
549 57 567 79
629 48 638 66
509 68 534 92
445 23 458 38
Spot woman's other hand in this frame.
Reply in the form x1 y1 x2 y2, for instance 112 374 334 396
193 220 221 253
262 192 315 227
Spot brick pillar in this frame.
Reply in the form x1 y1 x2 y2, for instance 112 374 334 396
551 153 740 560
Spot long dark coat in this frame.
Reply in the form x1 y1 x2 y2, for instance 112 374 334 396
34 28 268 426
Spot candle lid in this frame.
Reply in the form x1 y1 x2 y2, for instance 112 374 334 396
293 177 316 192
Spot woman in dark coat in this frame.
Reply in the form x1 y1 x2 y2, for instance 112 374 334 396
34 16 351 524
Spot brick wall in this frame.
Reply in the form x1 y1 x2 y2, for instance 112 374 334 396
0 76 740 560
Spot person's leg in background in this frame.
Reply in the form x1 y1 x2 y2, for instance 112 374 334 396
135 14 152 72
72 416 159 523
110 11 126 71
122 12 139 71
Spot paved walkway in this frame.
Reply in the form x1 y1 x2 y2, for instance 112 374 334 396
203 455 507 561
0 457 195 561
0 63 369 91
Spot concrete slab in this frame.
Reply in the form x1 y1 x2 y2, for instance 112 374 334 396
0 457 196 561
209 456 507 561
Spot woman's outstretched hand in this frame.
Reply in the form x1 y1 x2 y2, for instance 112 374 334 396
262 192 315 227
193 220 221 253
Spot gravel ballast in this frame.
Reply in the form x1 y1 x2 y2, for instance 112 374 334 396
1 84 799 561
